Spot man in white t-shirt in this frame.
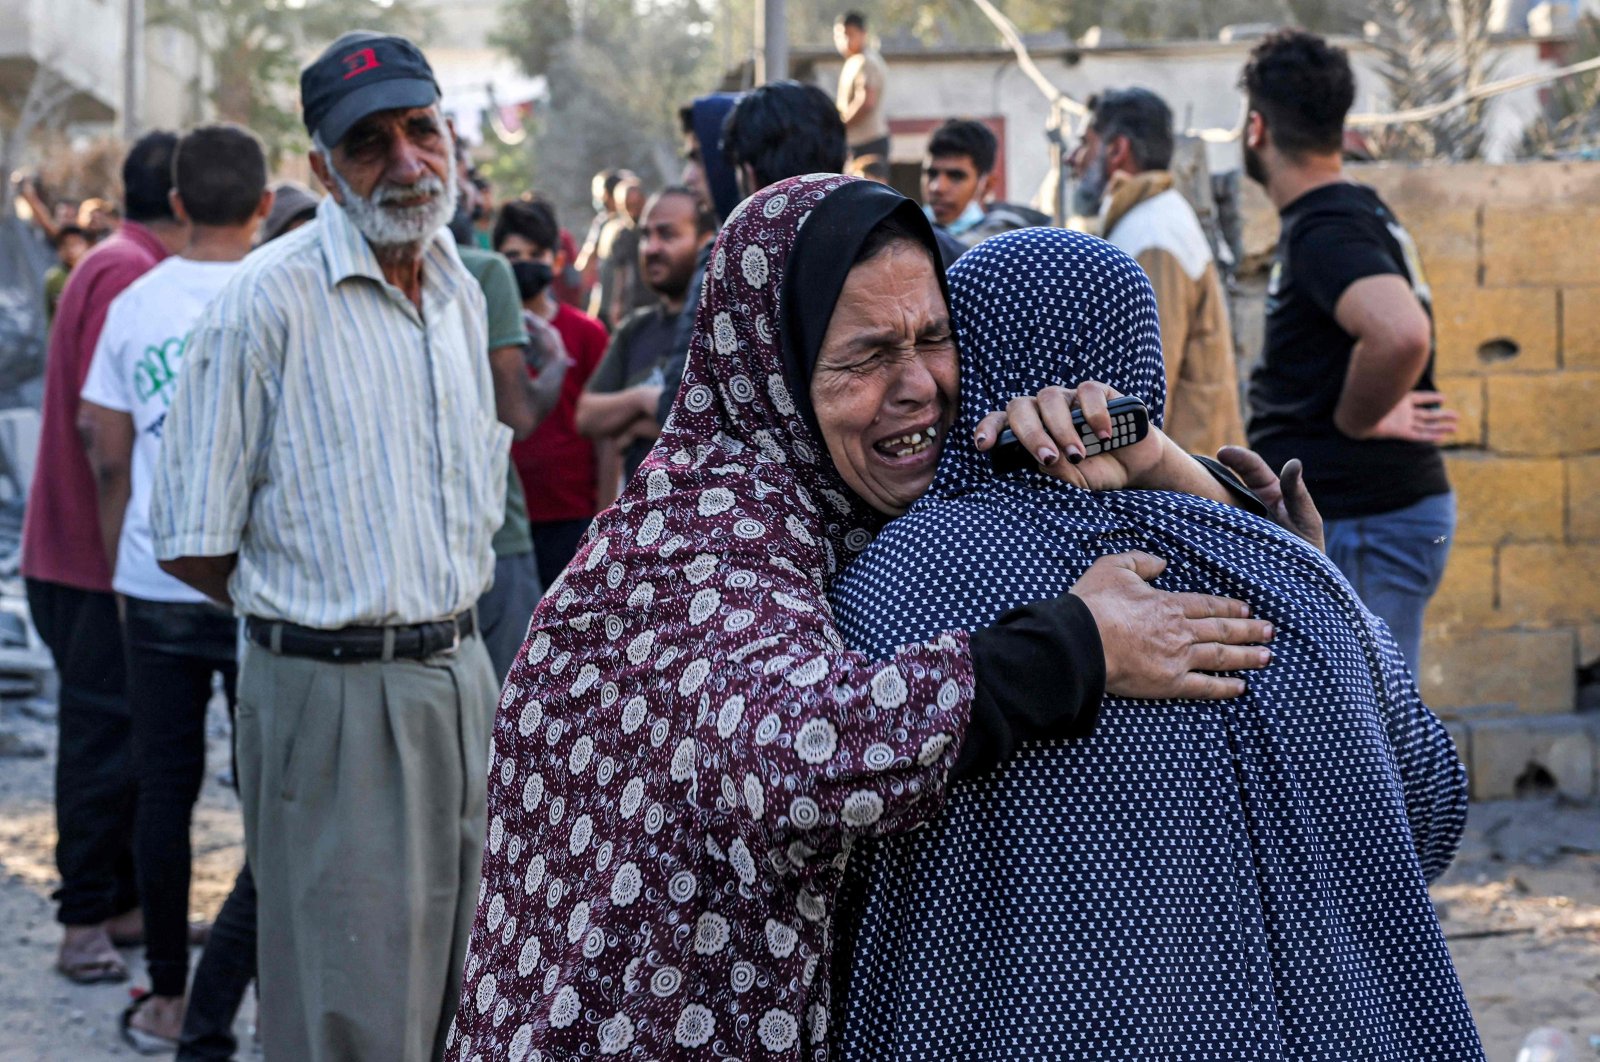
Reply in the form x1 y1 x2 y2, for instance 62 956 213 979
78 123 272 1052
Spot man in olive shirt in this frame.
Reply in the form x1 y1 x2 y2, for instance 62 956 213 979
454 148 541 680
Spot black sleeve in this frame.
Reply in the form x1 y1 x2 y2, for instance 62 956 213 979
655 255 706 426
953 592 1107 779
1291 216 1406 318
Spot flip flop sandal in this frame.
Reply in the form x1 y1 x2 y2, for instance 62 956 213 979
120 991 180 1056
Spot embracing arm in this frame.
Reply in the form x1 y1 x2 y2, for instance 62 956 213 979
978 381 1323 548
700 541 1271 859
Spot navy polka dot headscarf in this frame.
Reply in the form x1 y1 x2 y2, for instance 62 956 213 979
828 228 1484 1061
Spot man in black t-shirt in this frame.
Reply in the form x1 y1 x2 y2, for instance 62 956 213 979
1241 30 1458 674
576 187 714 483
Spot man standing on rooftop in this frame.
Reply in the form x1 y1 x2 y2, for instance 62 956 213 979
150 32 508 1060
835 11 891 163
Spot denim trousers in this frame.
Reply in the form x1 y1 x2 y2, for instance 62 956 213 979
122 595 239 998
1324 490 1456 677
25 578 138 926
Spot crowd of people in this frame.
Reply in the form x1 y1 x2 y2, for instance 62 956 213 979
11 11 1475 1062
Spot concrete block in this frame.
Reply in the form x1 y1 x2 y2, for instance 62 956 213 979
1436 375 1486 448
1445 453 1565 544
1482 207 1600 288
1466 715 1600 800
1485 372 1600 456
1570 455 1600 542
1561 287 1600 369
1419 628 1576 714
1424 545 1502 630
1499 544 1600 626
1406 208 1480 290
1433 286 1558 376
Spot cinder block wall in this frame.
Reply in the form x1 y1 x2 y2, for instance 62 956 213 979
1234 161 1600 798
1356 162 1600 717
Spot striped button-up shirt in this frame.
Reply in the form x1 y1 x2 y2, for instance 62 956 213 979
151 197 510 629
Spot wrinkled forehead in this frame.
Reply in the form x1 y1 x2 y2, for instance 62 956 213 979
945 227 1166 422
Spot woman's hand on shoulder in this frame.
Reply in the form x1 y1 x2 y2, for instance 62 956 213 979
974 381 1164 490
1070 551 1275 700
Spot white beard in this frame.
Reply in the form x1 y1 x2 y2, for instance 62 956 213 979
327 148 459 251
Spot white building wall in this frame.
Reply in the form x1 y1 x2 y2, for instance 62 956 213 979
811 37 1556 208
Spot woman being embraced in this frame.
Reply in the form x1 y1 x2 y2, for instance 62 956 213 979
448 177 1275 1060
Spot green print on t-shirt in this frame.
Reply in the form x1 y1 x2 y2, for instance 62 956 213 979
134 335 188 407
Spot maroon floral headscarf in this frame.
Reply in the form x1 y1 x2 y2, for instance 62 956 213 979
447 175 978 1060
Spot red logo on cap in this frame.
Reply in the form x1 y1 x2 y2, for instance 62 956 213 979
341 47 381 80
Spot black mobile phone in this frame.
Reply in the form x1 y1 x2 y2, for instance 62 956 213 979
990 395 1151 474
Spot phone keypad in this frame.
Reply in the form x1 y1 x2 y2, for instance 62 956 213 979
1079 411 1141 458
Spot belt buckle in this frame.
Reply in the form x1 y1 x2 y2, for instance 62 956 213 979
444 617 462 656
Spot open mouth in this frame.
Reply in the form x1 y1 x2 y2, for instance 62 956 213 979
873 424 940 460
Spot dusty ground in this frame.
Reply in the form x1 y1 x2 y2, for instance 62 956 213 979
0 696 252 1060
0 699 1596 1061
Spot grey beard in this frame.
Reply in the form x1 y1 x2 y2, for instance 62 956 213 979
327 158 459 251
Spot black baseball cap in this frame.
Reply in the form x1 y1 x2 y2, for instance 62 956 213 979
301 32 440 150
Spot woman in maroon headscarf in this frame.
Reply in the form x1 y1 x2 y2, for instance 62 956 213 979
448 176 1274 1060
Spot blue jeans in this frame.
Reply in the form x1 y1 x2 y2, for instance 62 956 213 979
1324 491 1456 677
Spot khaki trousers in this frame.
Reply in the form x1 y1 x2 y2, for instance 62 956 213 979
236 635 498 1062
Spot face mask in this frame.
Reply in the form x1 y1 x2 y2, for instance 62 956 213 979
927 199 987 237
513 259 555 301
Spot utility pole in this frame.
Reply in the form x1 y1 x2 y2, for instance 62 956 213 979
123 0 145 140
756 0 788 85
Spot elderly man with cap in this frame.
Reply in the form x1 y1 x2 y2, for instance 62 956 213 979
149 32 507 1061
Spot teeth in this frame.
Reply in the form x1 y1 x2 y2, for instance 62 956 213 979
880 427 939 449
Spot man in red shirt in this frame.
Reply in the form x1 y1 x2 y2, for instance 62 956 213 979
494 197 612 588
21 131 189 984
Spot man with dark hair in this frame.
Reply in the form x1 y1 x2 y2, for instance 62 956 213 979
595 177 652 328
922 118 1040 260
576 187 714 482
722 80 848 199
1071 87 1244 457
1242 29 1457 673
835 11 890 162
78 123 271 1050
22 128 188 988
652 82 846 428
494 196 613 587
586 172 645 327
151 33 510 1058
